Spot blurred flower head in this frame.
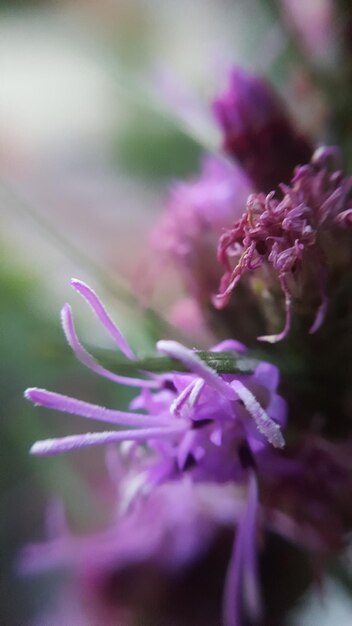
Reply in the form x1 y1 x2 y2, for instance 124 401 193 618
149 155 252 306
213 67 312 192
24 478 248 626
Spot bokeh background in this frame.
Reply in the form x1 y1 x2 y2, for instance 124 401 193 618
1 1 352 624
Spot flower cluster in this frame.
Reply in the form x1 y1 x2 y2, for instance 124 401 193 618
26 280 285 459
23 63 352 626
24 276 352 624
24 279 287 625
215 146 352 341
148 68 316 345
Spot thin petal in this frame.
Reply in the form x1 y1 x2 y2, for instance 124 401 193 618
223 473 260 626
258 291 292 343
188 379 205 406
70 279 135 359
61 303 157 388
223 503 245 626
25 388 179 429
253 361 279 391
211 339 247 353
242 474 262 620
266 393 287 428
231 381 285 448
157 340 235 400
171 382 194 415
170 378 203 415
30 425 188 456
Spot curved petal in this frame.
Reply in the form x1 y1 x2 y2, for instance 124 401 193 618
71 279 135 359
61 304 157 388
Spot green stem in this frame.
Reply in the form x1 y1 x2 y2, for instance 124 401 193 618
95 349 259 375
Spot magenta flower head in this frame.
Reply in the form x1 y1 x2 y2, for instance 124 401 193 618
215 146 352 342
24 279 288 625
150 155 252 305
213 68 312 192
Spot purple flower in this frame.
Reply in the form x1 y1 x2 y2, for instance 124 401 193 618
24 281 352 624
215 146 352 342
213 67 312 192
149 155 252 305
25 279 286 464
24 279 288 625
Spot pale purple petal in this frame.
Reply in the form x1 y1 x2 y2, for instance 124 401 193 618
242 474 261 621
70 279 135 359
223 506 245 626
188 379 205 406
268 509 324 552
211 339 247 353
157 340 236 400
30 424 188 456
25 388 179 429
176 430 198 470
61 303 156 388
223 473 260 626
253 361 279 391
231 381 285 448
266 393 287 428
170 378 205 417
170 379 199 415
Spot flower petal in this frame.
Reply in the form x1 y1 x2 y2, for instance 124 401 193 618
71 279 135 359
30 425 188 456
61 303 156 388
25 388 179 429
157 340 236 400
231 381 285 448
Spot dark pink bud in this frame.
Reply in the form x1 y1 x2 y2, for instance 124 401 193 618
213 68 312 192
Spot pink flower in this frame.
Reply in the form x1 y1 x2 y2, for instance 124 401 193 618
215 146 352 342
